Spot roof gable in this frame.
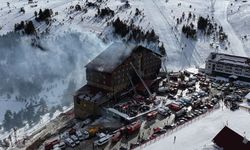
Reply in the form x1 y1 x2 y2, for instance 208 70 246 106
212 126 250 150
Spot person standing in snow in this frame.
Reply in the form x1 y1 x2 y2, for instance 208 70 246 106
173 136 176 144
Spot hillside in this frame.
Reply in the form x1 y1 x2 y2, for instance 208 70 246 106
0 0 250 147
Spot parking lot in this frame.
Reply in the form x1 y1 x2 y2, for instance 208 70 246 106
41 70 250 150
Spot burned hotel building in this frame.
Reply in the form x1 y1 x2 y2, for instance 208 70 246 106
74 42 162 119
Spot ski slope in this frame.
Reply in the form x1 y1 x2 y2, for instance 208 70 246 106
213 0 247 56
143 0 190 70
228 0 250 55
0 0 250 147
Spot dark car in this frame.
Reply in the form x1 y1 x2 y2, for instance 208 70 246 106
230 103 239 111
153 127 167 135
164 124 176 130
130 142 140 149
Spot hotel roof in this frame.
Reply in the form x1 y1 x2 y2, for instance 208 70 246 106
86 42 161 73
208 52 250 67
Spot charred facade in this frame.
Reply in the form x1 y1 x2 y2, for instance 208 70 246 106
74 42 162 119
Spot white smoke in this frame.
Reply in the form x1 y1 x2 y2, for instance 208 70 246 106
0 26 106 106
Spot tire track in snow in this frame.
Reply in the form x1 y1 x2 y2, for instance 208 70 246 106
214 0 247 56
148 0 205 68
143 0 191 70
154 0 204 66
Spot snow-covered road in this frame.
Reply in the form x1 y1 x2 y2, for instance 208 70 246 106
214 0 247 56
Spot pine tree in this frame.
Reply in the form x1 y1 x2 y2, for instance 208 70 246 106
39 9 43 18
24 21 36 35
3 110 13 131
197 16 208 31
34 11 38 17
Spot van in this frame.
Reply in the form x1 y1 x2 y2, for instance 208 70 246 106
64 138 75 148
58 141 66 149
70 135 80 145
76 130 84 141
96 135 111 146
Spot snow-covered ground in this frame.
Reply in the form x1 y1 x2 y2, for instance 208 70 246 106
0 0 250 147
0 26 106 122
228 0 250 54
0 100 26 121
143 107 250 150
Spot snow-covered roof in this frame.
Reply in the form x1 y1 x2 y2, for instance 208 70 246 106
207 52 250 68
245 92 250 99
85 42 161 73
86 42 136 73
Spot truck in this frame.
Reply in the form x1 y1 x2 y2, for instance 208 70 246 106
126 120 141 134
44 139 60 150
146 111 158 120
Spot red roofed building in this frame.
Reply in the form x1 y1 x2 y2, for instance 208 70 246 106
212 126 250 150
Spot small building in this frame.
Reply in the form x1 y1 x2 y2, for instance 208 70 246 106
74 42 162 119
245 92 250 100
212 126 250 150
205 52 250 81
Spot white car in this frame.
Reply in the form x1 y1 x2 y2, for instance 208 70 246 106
58 141 66 149
96 133 106 139
82 130 89 139
70 135 80 145
64 138 75 148
96 135 111 146
76 130 84 141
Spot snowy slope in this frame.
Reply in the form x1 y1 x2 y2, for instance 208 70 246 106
228 0 250 55
143 108 250 150
0 0 250 146
0 26 106 122
213 0 246 56
0 0 249 70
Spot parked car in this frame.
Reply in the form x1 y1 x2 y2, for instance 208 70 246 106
82 130 89 140
70 135 80 145
194 109 202 115
176 119 185 125
81 118 91 128
120 146 128 150
96 133 106 139
126 120 141 134
158 107 171 117
153 127 167 135
58 142 66 149
147 111 158 120
76 130 84 141
52 146 61 150
184 114 193 120
168 103 182 112
164 123 176 130
230 103 239 111
64 138 75 148
139 105 150 113
96 135 111 146
45 139 60 150
112 131 122 143
130 142 140 149
206 103 214 109
53 142 65 150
